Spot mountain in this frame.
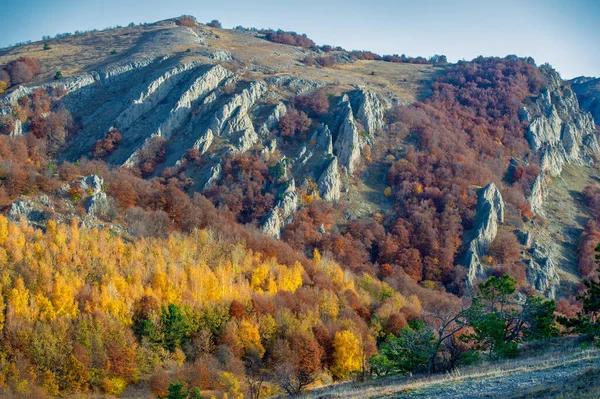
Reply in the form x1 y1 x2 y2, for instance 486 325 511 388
571 76 600 125
0 15 599 398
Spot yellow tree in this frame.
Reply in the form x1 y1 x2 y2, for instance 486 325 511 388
238 319 265 356
331 330 362 380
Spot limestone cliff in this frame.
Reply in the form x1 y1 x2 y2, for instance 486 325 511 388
463 183 505 287
524 67 600 214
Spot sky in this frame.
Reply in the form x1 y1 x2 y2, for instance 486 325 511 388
1 0 599 79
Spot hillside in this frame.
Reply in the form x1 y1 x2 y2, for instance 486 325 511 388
306 340 600 399
1 14 600 399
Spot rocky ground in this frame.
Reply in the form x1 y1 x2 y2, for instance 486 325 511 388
307 341 600 399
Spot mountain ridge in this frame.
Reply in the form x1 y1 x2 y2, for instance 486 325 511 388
1 14 600 398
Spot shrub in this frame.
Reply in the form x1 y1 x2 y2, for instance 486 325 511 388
0 115 15 134
206 19 222 28
1 57 42 85
278 108 311 138
293 89 330 117
487 230 521 264
264 30 315 48
91 129 123 159
176 16 197 27
316 55 337 68
302 56 316 67
137 137 167 177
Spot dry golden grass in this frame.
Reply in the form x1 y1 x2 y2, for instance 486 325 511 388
305 339 600 399
0 25 159 81
1 20 441 104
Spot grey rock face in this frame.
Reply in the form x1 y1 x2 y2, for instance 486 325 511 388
154 65 234 141
87 192 111 218
516 229 533 247
526 67 600 213
261 209 281 239
226 111 259 153
296 124 333 169
355 89 384 134
526 241 560 298
258 102 287 136
318 157 342 202
79 175 104 196
200 50 233 62
312 124 333 154
114 62 203 131
276 179 299 222
201 163 222 192
260 179 299 240
334 97 361 174
265 74 325 95
193 128 214 154
571 76 600 125
210 81 266 136
9 195 53 223
464 183 505 287
529 172 549 215
10 119 23 136
123 65 234 167
259 139 277 161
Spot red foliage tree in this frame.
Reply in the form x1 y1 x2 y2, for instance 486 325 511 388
2 57 42 85
278 108 311 138
92 129 123 159
265 31 315 48
293 89 330 117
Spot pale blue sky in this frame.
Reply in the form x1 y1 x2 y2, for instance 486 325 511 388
1 0 598 78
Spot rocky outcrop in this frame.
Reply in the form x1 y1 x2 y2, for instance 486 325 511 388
524 67 600 213
259 139 278 161
318 157 342 202
9 175 114 224
9 195 53 223
114 62 202 130
355 89 384 134
60 175 113 219
258 102 287 136
79 175 104 196
261 209 281 239
260 179 299 239
516 229 533 247
526 241 560 298
210 81 266 136
265 75 325 95
529 172 549 215
122 65 234 167
225 110 259 152
570 77 600 125
87 192 112 218
200 50 233 62
463 183 505 287
259 178 300 239
154 65 233 141
296 124 333 168
312 124 333 154
334 96 361 174
200 163 222 192
276 179 299 222
193 128 214 154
